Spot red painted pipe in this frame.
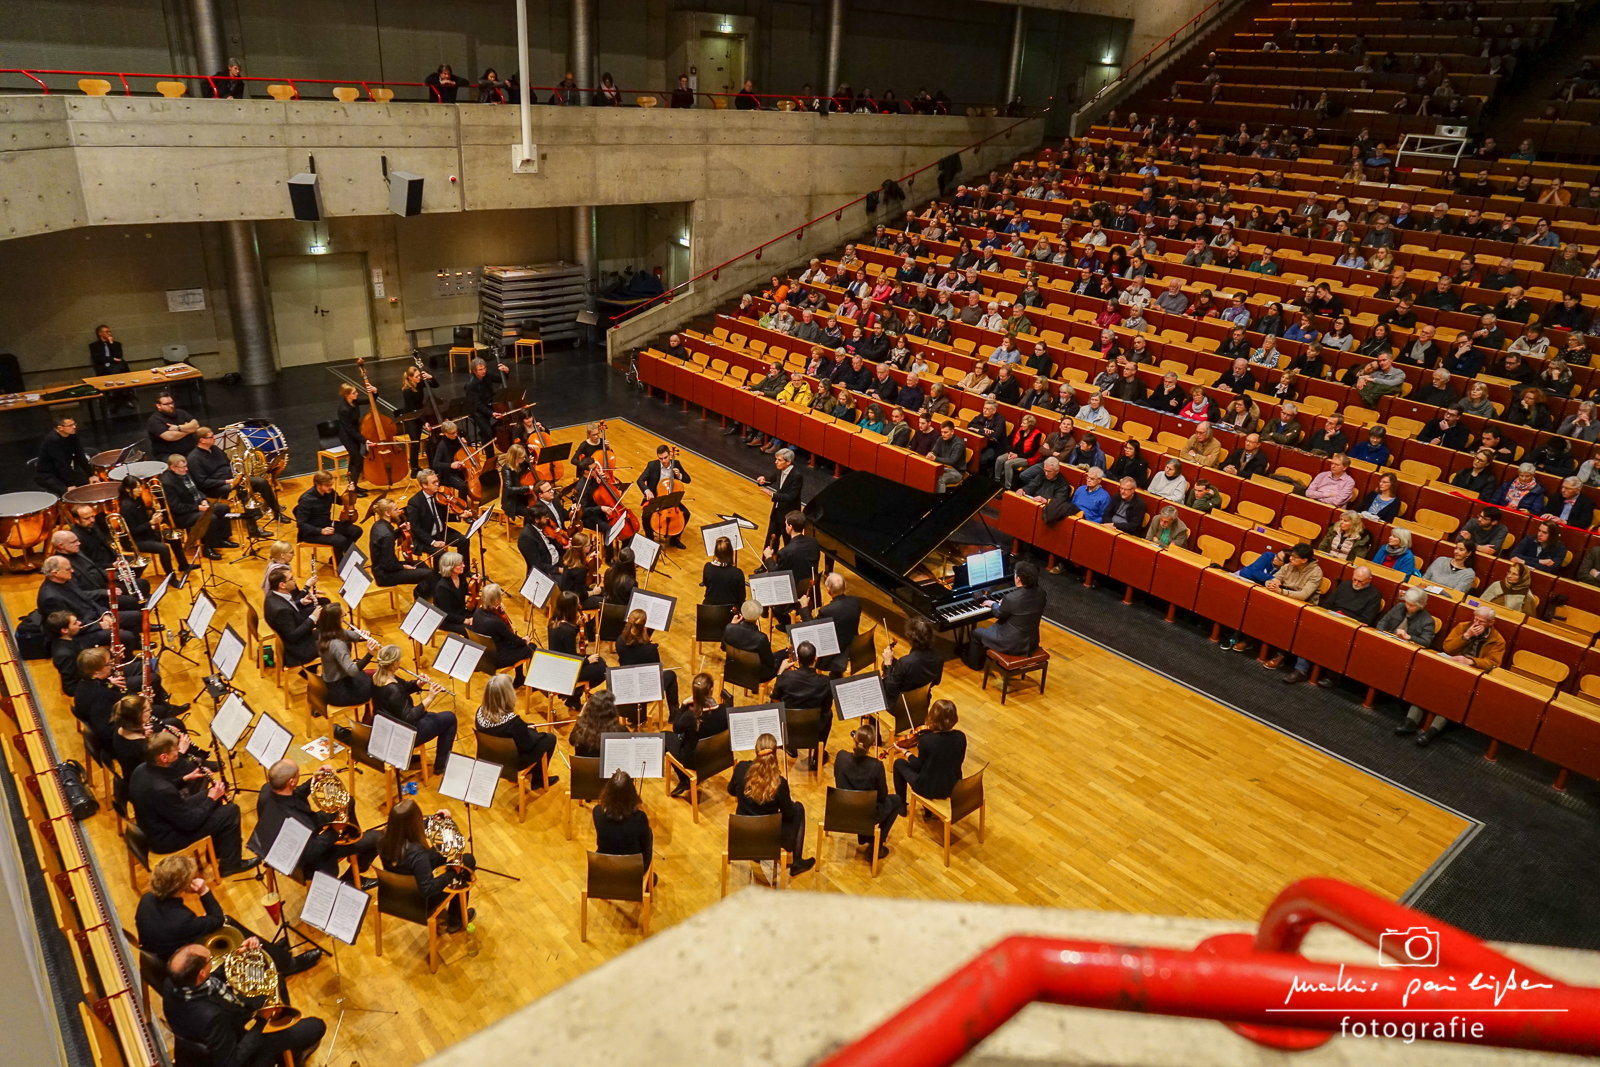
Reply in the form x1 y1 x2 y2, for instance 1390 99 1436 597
817 879 1600 1067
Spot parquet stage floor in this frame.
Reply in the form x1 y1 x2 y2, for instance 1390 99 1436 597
0 418 1470 1067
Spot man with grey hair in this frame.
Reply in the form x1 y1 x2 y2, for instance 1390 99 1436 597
756 448 801 548
1401 604 1503 745
1154 277 1189 315
1282 566 1386 685
254 759 381 885
36 554 136 647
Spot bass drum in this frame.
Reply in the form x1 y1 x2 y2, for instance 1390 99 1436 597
239 421 289 476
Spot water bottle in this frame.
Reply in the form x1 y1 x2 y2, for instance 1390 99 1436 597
465 921 479 957
262 645 274 668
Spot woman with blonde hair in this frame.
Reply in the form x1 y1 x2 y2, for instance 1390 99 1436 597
430 550 471 634
475 674 556 786
728 733 813 878
469 581 533 686
497 443 534 520
371 644 457 774
262 540 294 592
559 531 603 610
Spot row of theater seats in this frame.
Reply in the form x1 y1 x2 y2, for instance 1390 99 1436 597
0 622 159 1067
1516 52 1600 155
636 341 1600 790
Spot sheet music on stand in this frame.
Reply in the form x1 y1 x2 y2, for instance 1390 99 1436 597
831 672 888 720
401 599 447 645
606 664 663 706
301 871 370 946
628 533 661 573
525 649 583 695
606 512 629 545
464 503 497 542
749 571 797 608
186 591 217 638
340 566 372 611
145 574 173 615
368 714 418 769
518 567 556 610
787 619 841 658
264 815 312 875
210 692 254 749
439 755 503 808
701 520 743 556
432 634 488 683
600 733 665 780
727 703 786 750
717 513 760 531
211 624 247 680
626 589 677 633
244 712 292 768
337 547 367 584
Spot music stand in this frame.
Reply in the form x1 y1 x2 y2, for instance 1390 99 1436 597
533 441 572 469
438 757 519 882
299 871 395 1066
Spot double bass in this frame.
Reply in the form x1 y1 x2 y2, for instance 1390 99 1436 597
356 358 412 487
648 446 687 541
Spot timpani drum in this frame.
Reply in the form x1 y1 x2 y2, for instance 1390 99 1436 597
0 491 61 569
62 482 123 509
89 448 129 479
109 460 169 482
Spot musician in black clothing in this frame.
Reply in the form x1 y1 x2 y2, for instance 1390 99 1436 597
335 382 376 496
761 511 821 580
891 698 966 813
89 325 131 375
572 422 607 468
723 599 778 681
74 646 182 744
463 357 511 447
38 555 139 648
188 428 276 539
255 759 380 883
498 443 535 520
962 560 1046 669
797 572 861 675
137 855 320 973
471 583 534 685
147 392 200 460
701 537 746 606
264 566 321 667
547 592 607 710
49 528 141 617
160 453 231 559
405 470 468 556
378 799 476 933
129 732 257 875
369 645 457 773
756 449 803 548
430 552 471 636
368 497 432 589
292 471 360 565
834 723 897 859
637 445 691 547
518 480 566 578
118 475 181 574
772 642 834 761
669 672 732 795
162 943 326 1067
428 421 473 494
35 414 92 495
399 362 438 474
881 616 943 706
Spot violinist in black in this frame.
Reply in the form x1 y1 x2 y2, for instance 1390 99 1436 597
368 497 433 589
404 471 467 554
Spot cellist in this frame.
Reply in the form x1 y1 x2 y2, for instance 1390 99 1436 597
637 444 691 549
335 382 376 498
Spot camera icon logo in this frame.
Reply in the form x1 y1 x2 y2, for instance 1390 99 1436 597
1379 926 1441 967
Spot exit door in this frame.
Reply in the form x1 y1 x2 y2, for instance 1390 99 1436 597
696 32 746 97
266 253 375 367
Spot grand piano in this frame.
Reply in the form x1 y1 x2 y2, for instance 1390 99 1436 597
805 471 1016 634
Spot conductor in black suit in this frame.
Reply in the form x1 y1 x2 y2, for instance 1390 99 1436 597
89 324 130 375
797 572 860 675
264 566 321 667
962 560 1046 669
756 448 802 549
723 599 777 682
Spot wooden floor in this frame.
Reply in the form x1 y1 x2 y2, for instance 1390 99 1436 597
1 418 1470 1067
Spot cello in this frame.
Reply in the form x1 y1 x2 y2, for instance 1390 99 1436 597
589 421 640 544
355 358 412 487
527 420 565 483
648 446 688 541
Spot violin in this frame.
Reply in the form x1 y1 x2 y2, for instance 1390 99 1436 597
337 483 359 523
435 486 477 521
891 725 931 753
539 511 572 549
648 446 688 541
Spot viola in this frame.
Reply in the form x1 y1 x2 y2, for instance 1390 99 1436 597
465 571 482 612
435 486 477 521
400 520 416 563
337 483 359 523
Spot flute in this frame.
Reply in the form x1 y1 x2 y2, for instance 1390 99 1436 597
394 663 450 695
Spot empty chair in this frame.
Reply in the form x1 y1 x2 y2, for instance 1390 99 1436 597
720 813 789 897
579 852 653 942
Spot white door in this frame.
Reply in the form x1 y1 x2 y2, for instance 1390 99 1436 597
267 253 375 367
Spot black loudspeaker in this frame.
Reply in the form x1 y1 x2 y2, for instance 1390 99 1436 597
453 326 475 347
388 171 424 217
288 172 322 221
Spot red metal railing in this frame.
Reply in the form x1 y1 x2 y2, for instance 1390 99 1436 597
1084 0 1231 110
818 878 1600 1067
608 108 1048 327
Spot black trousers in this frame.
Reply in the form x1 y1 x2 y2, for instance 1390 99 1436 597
375 565 434 588
247 1017 327 1067
300 522 362 563
337 431 365 485
150 801 244 868
303 827 381 879
325 673 373 708
132 536 178 575
180 513 229 550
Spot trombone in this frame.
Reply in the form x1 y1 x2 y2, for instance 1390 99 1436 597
105 505 149 569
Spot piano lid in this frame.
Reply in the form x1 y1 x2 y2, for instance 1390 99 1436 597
804 471 1000 578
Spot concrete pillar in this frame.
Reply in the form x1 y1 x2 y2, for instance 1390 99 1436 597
188 0 226 75
220 221 275 385
1004 4 1025 104
570 0 593 104
825 0 845 97
572 205 595 307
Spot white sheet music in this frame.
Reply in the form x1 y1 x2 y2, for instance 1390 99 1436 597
727 704 786 750
525 649 583 695
628 533 661 572
145 574 172 615
832 673 888 719
465 503 497 541
440 755 504 808
701 520 743 555
601 733 664 779
519 566 555 609
210 693 253 749
211 625 246 681
432 634 487 683
265 815 312 875
368 713 417 769
749 571 797 608
340 566 372 609
606 512 629 545
301 871 340 931
244 713 292 768
626 589 676 633
186 591 216 638
400 599 446 644
607 664 664 705
788 619 841 658
326 880 369 945
719 513 760 531
337 547 367 583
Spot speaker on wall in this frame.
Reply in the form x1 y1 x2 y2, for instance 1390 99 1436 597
288 172 322 221
389 171 424 217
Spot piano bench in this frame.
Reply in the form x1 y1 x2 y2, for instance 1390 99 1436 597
981 649 1049 705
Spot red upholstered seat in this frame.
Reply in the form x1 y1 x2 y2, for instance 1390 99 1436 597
1463 670 1553 753
729 388 754 427
1288 608 1363 676
748 395 780 437
1070 519 1118 577
1150 547 1209 616
1240 587 1306 647
774 405 802 445
637 352 662 389
996 491 1041 545
1401 652 1482 725
1530 695 1600 785
904 454 940 493
1345 627 1421 694
796 413 827 457
876 446 908 484
1196 569 1253 633
1035 512 1076 561
821 421 856 466
1108 536 1159 595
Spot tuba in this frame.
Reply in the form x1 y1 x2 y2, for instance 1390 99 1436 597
307 768 361 844
424 812 473 889
215 946 300 1030
220 426 265 513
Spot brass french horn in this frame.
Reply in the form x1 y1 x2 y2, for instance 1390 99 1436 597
307 767 361 844
215 945 301 1031
424 812 473 889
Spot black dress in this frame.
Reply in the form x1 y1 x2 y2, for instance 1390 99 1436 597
592 807 653 871
431 575 470 635
834 749 900 843
728 761 806 859
475 714 556 779
700 563 747 606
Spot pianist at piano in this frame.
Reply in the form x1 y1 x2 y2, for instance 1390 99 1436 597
958 560 1046 670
